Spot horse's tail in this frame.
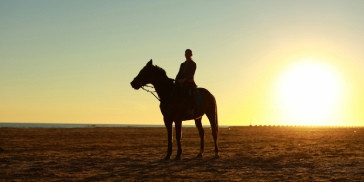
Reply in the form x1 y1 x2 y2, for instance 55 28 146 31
211 93 219 134
214 97 219 133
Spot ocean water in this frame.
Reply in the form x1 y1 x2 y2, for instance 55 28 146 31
0 123 167 128
0 123 358 128
0 123 220 128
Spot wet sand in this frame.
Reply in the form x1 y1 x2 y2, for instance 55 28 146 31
0 127 363 181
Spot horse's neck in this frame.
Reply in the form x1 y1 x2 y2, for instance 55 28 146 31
152 77 174 102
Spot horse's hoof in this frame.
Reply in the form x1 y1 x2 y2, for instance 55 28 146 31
174 155 181 160
164 155 171 161
196 153 203 158
214 153 220 159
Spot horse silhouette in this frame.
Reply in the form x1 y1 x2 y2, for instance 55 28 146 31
131 60 219 160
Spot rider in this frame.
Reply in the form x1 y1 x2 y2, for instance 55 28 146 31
175 49 197 116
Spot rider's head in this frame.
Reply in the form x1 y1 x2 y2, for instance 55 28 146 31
185 49 193 61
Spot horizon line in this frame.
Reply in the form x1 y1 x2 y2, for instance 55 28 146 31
0 122 363 128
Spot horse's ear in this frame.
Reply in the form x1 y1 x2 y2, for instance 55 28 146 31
147 59 153 66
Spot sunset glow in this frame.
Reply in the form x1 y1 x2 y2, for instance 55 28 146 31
274 59 345 126
0 1 363 126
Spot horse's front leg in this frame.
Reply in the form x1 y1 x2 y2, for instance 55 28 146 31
195 118 204 158
175 121 182 160
164 119 173 160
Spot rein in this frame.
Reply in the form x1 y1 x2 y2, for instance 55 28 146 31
141 85 160 101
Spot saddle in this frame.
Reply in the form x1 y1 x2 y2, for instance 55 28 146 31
175 84 200 104
174 84 202 118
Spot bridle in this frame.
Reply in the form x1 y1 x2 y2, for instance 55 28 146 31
141 84 160 101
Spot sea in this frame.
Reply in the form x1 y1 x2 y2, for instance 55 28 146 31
0 123 222 128
0 123 168 128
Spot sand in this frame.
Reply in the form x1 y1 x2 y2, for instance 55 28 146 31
0 126 363 181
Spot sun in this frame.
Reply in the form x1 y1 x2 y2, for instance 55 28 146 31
275 59 344 126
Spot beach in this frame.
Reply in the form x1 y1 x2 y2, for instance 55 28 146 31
0 126 363 181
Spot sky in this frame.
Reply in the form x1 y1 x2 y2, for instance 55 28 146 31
1 0 363 126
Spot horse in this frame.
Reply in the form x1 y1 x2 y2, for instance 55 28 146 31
130 60 219 160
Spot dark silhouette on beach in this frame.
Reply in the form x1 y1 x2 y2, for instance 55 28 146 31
131 60 219 160
175 49 197 116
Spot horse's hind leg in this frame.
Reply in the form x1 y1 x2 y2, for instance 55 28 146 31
174 121 183 160
195 118 204 158
164 119 173 160
206 109 219 159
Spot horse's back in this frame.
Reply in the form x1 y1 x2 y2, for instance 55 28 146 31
197 87 214 97
197 87 216 105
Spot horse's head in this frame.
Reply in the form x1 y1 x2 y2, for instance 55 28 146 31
131 59 155 90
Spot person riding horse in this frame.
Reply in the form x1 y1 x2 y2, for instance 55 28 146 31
175 49 197 116
131 58 219 159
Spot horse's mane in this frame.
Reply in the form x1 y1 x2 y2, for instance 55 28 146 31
153 65 174 82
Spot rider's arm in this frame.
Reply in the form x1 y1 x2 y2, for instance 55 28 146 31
175 63 184 81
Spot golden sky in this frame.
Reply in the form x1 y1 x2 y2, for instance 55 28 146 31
1 1 363 126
